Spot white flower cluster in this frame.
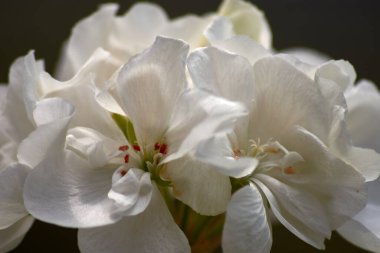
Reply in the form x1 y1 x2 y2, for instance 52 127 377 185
1 1 380 252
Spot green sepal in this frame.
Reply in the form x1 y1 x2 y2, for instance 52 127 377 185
112 113 138 144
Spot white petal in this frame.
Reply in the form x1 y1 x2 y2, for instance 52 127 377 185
0 85 7 110
0 164 30 229
164 89 247 163
218 0 272 48
281 126 366 229
204 16 235 43
116 37 189 146
45 50 123 139
24 150 117 228
346 80 380 152
258 174 331 236
0 143 17 173
275 53 316 78
108 168 153 217
316 60 356 91
162 155 231 215
222 183 272 253
329 103 380 182
209 35 270 65
112 3 168 55
95 85 126 116
161 15 211 50
0 108 18 170
0 216 34 253
313 60 356 112
187 46 256 148
195 135 258 178
253 178 327 249
338 180 380 252
32 97 74 127
344 146 380 182
3 52 38 142
188 46 254 106
8 51 43 122
281 48 330 66
56 4 118 80
66 127 122 168
338 219 380 253
250 56 329 143
78 184 190 253
17 98 75 168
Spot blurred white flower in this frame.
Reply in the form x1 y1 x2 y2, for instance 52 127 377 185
56 0 271 81
335 81 380 253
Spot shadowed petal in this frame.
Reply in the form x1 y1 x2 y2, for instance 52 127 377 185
223 183 272 253
78 185 190 253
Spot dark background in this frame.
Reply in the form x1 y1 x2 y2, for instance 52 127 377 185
0 0 379 252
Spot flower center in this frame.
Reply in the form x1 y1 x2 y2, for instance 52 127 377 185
117 142 171 187
112 113 171 186
235 138 303 176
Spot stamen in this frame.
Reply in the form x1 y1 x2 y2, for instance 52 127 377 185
265 146 279 153
118 145 129 151
124 154 129 163
120 169 127 177
284 166 296 175
159 143 168 155
133 144 141 152
233 149 242 159
154 142 161 150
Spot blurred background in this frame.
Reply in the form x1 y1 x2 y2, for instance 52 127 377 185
0 0 379 252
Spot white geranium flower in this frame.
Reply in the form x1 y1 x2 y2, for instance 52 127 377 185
23 37 246 253
56 0 271 80
187 45 378 253
276 54 380 183
0 52 76 252
0 40 120 252
274 48 380 252
0 88 33 252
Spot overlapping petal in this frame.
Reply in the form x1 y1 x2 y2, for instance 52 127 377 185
56 4 118 80
78 185 190 253
108 168 153 217
18 98 74 168
116 37 189 146
0 216 34 253
346 80 380 151
164 89 247 163
251 56 329 143
218 0 272 48
194 135 258 178
0 164 30 229
222 183 272 253
24 149 117 228
162 156 231 215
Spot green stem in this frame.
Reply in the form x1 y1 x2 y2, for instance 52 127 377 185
190 215 213 244
180 205 190 232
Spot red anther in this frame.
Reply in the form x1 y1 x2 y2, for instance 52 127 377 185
118 145 129 151
233 149 241 159
159 143 168 155
284 166 296 175
132 144 141 152
124 154 129 163
120 169 127 177
154 142 161 150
